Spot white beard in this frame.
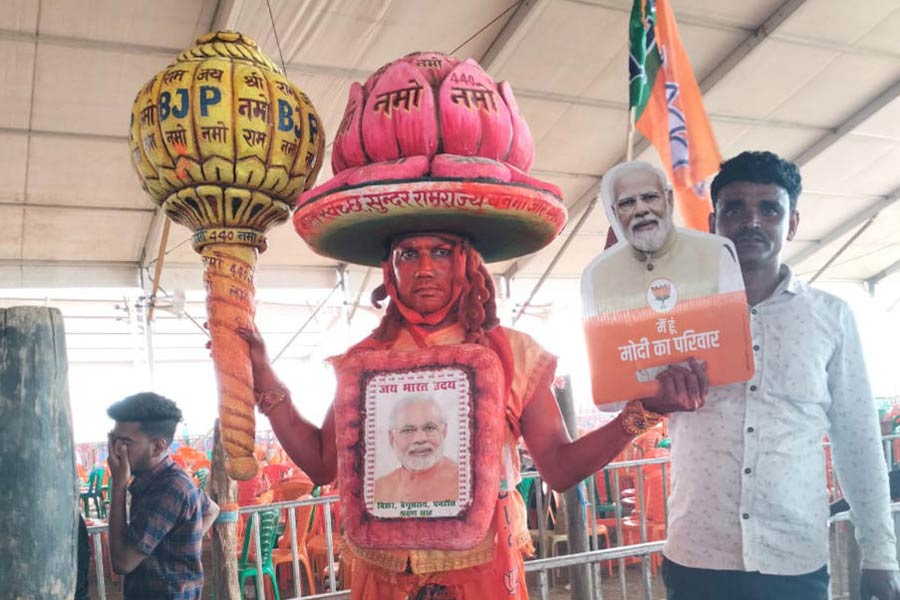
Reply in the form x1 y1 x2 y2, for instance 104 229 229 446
626 220 670 253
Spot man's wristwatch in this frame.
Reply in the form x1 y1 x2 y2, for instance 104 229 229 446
620 399 664 436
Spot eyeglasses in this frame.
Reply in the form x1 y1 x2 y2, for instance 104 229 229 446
615 192 665 215
393 423 443 438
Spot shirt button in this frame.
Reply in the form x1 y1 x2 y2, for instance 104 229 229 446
747 427 755 433
742 513 750 520
744 468 752 474
750 385 757 392
753 345 760 351
647 263 654 271
751 308 758 315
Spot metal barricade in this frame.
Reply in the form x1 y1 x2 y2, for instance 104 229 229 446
83 433 900 599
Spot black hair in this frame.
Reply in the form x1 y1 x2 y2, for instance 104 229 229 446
711 151 802 211
106 392 182 445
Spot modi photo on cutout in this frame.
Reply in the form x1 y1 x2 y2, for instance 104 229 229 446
363 367 472 519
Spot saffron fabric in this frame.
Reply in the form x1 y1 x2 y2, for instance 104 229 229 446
339 322 555 594
629 0 721 230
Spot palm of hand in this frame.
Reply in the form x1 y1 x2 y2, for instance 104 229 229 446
107 443 131 486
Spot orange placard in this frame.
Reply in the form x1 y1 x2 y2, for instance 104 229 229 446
585 291 753 405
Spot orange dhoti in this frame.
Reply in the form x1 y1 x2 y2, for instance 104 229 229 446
348 550 528 600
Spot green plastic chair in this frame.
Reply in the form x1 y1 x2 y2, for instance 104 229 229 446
591 470 617 516
80 466 106 518
194 467 210 493
238 509 281 600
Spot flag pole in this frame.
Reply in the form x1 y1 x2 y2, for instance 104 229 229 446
626 106 637 161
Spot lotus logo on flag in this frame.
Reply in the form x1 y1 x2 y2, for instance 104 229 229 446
647 278 677 313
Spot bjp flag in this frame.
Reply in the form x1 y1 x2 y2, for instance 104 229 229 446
629 0 721 230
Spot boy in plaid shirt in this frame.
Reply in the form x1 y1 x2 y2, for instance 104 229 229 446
106 393 219 599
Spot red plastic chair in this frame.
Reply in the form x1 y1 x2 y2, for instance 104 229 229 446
306 490 343 590
264 463 291 487
619 456 669 573
271 484 317 596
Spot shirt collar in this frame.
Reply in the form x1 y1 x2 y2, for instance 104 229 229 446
758 263 803 306
128 453 175 494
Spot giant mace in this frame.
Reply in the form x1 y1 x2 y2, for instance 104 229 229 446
128 31 325 479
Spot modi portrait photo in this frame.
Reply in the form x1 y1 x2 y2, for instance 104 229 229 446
363 368 471 519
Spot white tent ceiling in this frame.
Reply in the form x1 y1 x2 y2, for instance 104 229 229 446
1 0 899 366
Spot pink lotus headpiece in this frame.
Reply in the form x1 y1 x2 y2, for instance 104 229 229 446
294 51 567 267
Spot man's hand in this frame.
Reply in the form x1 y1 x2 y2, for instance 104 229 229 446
861 569 900 600
107 435 131 488
235 323 281 391
642 358 708 414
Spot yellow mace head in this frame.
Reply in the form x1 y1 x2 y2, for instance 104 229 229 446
128 31 325 252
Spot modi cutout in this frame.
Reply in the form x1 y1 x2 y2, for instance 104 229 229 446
581 160 754 404
374 395 459 504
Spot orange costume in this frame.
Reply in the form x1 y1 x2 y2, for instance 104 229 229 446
338 323 556 599
290 51 568 599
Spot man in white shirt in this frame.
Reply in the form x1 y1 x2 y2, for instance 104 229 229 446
662 150 900 599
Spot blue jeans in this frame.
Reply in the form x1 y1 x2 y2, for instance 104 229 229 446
662 557 829 600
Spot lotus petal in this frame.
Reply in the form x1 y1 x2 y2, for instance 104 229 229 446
439 60 511 161
362 62 437 162
332 82 367 172
405 51 459 87
499 81 534 171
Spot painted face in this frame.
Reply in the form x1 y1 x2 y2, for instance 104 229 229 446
710 181 798 270
391 235 457 314
613 169 674 253
109 421 158 476
389 400 448 472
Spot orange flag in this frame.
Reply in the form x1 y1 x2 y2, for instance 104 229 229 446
629 0 721 230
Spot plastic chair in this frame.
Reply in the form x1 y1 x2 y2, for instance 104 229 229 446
80 466 106 518
272 479 314 505
306 490 342 590
633 426 666 458
593 469 617 516
192 457 211 473
193 467 210 493
263 463 291 487
619 463 669 573
76 463 87 483
238 474 268 506
271 492 316 596
238 509 282 600
172 453 189 470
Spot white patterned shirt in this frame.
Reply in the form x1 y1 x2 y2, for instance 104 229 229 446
663 266 897 574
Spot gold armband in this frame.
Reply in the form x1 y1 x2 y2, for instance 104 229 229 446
620 399 664 436
255 386 290 416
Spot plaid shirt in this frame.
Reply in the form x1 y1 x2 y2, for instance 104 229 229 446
124 455 210 599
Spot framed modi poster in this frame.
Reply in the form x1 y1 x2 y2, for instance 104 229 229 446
332 344 505 551
365 367 471 518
